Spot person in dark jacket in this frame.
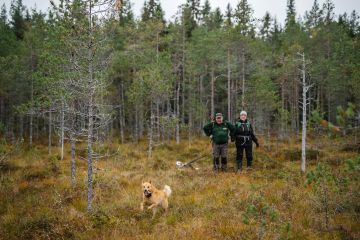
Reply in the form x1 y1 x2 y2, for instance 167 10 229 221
232 111 259 173
203 113 235 172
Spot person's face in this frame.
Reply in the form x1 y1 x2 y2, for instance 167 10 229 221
240 114 247 121
216 116 223 124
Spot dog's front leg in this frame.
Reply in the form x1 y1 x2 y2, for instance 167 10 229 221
140 197 146 211
148 203 157 210
151 206 157 219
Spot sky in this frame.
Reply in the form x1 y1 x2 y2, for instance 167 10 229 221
1 0 359 25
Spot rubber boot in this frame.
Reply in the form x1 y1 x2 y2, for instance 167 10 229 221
236 161 242 174
213 157 220 172
221 157 227 172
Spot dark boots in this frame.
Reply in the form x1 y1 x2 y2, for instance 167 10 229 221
213 157 220 171
221 157 227 172
213 157 227 172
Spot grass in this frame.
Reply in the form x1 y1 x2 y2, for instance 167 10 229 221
0 135 359 239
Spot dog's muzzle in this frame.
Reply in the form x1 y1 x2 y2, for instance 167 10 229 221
144 190 152 198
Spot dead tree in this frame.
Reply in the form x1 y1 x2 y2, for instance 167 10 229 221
298 52 312 173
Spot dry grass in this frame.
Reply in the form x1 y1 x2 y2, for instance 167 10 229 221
0 135 359 239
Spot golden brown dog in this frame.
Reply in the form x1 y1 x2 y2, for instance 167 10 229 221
140 181 172 218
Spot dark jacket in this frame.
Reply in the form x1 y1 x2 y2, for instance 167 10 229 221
232 119 258 146
203 121 235 145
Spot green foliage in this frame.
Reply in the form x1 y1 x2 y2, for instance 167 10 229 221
336 102 356 131
241 191 279 238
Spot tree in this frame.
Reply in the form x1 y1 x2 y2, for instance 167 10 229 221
9 0 26 40
285 0 296 28
298 52 311 173
260 12 271 40
224 3 232 28
141 0 164 23
234 0 254 37
305 0 322 29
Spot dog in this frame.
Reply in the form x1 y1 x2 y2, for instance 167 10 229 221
140 181 172 218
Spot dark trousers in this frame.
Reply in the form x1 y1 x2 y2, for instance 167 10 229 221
235 143 253 169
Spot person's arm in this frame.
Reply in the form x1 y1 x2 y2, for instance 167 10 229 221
227 121 236 138
250 124 259 147
203 122 213 137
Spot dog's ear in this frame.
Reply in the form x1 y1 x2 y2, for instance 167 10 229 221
149 180 152 184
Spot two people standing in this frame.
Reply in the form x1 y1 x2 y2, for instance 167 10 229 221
203 111 259 173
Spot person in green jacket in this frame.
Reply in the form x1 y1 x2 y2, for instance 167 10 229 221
203 113 235 172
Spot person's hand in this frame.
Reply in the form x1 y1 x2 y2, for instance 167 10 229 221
256 142 260 148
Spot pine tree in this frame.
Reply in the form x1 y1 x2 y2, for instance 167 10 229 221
224 3 232 28
285 0 296 28
234 0 254 36
305 0 322 29
10 0 26 39
1 4 6 24
201 0 211 25
119 0 134 26
186 0 200 21
260 12 271 40
141 0 164 22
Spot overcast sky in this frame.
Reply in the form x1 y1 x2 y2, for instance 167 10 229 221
1 0 359 25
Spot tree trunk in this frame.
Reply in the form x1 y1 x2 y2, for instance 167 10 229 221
48 110 52 155
227 48 231 121
148 103 154 158
70 132 76 187
60 100 65 160
29 49 34 148
176 80 180 144
87 3 94 212
241 48 245 109
211 67 215 117
300 53 307 173
119 83 124 144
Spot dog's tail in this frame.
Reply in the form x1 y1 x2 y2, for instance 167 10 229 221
163 185 172 197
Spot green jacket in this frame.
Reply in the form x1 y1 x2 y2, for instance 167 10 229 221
203 121 235 144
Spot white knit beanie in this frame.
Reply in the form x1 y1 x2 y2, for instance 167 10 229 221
240 111 247 116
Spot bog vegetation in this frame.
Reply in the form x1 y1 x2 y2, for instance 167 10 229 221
0 0 359 239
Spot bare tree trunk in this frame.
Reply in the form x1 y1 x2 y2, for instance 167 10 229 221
241 48 245 109
148 103 154 158
19 114 24 140
300 52 309 173
119 83 124 144
87 2 94 212
48 110 52 155
188 76 192 146
29 49 34 147
227 48 231 120
176 81 180 144
134 104 139 143
181 11 186 124
0 97 4 124
70 132 76 187
156 100 160 141
60 100 65 160
139 103 144 137
199 73 204 130
211 67 215 117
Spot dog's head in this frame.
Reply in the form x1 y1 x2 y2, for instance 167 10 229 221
142 181 153 198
